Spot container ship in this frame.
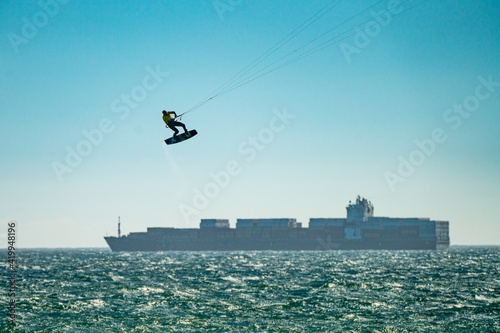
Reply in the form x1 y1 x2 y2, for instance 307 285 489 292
104 196 450 251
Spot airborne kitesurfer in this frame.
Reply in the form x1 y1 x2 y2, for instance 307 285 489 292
162 110 190 142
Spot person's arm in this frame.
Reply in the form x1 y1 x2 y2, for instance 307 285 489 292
167 111 177 118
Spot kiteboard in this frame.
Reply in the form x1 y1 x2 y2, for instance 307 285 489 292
164 129 197 145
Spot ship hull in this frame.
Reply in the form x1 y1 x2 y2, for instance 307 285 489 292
104 236 449 252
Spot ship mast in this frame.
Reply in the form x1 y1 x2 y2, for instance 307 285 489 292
118 216 121 238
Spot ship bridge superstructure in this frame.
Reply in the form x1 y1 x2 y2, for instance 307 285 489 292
347 196 374 222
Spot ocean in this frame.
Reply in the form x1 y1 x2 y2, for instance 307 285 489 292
2 247 499 332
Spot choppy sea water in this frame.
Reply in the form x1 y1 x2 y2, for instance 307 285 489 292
1 247 499 332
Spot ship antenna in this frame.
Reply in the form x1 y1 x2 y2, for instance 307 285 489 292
118 216 121 238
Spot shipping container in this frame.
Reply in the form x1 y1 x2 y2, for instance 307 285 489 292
367 216 390 223
362 221 381 230
129 232 148 238
419 220 437 237
400 218 419 227
435 221 449 241
147 228 175 236
200 219 230 228
236 219 257 228
310 218 345 227
237 218 296 228
401 227 418 235
257 218 295 227
309 219 325 228
326 219 345 227
400 230 418 238
382 219 400 230
172 229 199 239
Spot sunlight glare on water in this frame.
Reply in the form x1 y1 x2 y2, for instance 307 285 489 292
2 247 499 332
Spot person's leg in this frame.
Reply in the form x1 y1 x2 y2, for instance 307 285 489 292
168 123 179 138
181 123 188 134
171 121 189 134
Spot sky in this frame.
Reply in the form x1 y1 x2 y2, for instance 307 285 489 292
0 0 499 247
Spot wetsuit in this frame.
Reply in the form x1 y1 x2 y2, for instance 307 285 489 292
163 112 187 138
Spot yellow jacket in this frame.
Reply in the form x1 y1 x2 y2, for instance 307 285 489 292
163 112 175 124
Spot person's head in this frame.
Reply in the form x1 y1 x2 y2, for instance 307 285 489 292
162 110 167 115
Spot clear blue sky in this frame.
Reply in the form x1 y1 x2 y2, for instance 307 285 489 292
1 0 499 247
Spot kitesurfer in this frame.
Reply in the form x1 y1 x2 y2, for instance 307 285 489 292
162 110 190 141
